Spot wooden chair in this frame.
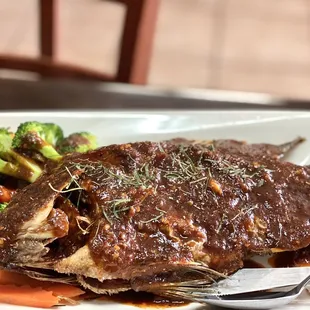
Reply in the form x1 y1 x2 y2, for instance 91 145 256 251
0 0 160 84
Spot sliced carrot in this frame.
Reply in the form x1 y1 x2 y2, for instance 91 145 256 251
0 185 15 203
0 285 59 308
0 270 85 302
0 270 44 287
46 283 85 298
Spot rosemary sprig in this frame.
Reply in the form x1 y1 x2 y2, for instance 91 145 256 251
257 179 265 187
102 209 112 225
170 152 198 180
105 198 131 219
208 159 268 180
101 163 155 189
231 204 259 222
258 165 275 174
215 213 228 234
158 142 165 153
180 145 196 171
64 167 85 207
144 162 150 179
48 184 83 194
218 160 249 178
165 171 186 181
141 206 167 224
71 160 157 223
64 166 81 188
161 146 215 189
208 143 215 151
204 158 218 164
76 216 92 235
48 166 83 194
190 176 209 184
76 190 82 208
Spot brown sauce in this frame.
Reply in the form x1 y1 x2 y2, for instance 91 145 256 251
1 140 310 308
268 253 291 267
91 259 263 309
243 259 265 268
100 291 189 308
67 141 310 274
268 248 310 267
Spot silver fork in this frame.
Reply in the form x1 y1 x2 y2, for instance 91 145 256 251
191 274 310 310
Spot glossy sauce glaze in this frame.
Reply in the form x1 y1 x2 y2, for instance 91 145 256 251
65 141 310 277
101 258 282 308
243 259 265 269
268 246 310 267
0 140 310 299
101 291 189 308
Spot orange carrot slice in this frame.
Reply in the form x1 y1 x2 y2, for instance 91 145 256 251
0 285 59 308
0 270 44 287
46 283 85 298
0 270 85 303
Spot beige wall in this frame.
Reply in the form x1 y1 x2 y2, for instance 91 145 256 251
0 0 309 99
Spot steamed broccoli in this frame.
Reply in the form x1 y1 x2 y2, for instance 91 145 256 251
12 122 63 161
0 122 99 183
57 132 98 154
0 202 8 212
0 128 42 182
44 123 64 146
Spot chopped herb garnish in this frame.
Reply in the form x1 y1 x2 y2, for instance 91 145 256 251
215 213 228 233
157 142 165 153
257 179 265 187
208 143 215 151
231 204 259 222
190 176 209 184
141 206 166 224
105 198 132 219
48 183 83 194
102 209 112 225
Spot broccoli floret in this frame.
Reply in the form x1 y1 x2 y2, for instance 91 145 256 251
44 123 64 146
0 128 42 183
57 132 98 154
0 158 40 183
0 202 8 212
12 121 63 161
0 128 15 160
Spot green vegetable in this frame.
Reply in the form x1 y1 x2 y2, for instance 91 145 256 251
0 128 42 182
57 132 98 154
43 123 64 146
0 202 8 211
0 122 99 183
12 122 63 161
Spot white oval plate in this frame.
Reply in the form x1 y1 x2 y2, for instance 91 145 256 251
0 110 309 310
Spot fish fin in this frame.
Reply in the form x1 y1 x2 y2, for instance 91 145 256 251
1 264 76 284
77 275 131 295
132 262 226 299
278 137 305 159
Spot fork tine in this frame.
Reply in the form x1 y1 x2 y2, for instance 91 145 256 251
290 274 310 295
159 273 310 310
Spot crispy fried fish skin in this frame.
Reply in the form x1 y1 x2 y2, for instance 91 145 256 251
169 137 304 160
0 167 82 265
0 140 309 287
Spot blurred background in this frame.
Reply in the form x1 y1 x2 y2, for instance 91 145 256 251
0 0 309 101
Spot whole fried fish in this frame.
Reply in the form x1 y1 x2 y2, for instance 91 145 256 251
0 138 309 297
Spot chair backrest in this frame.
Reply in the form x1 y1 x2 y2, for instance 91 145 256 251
0 0 160 84
116 0 160 84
